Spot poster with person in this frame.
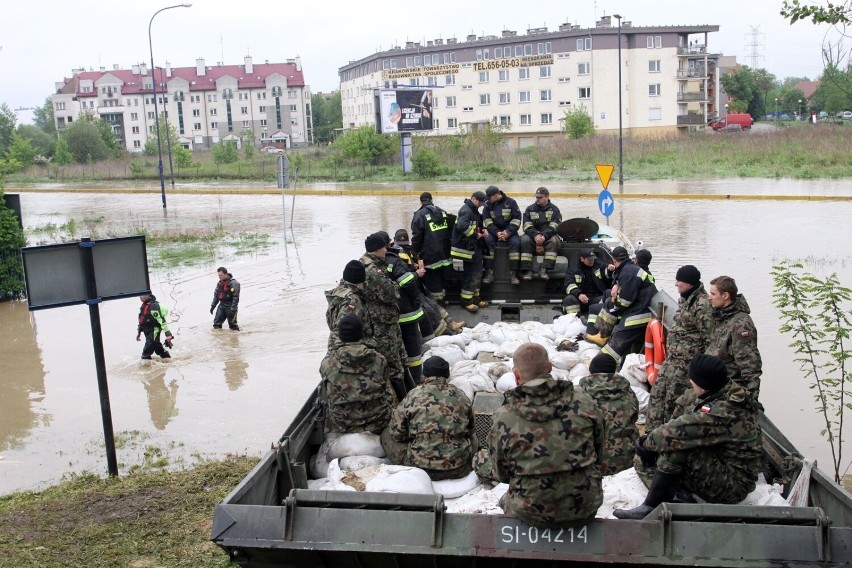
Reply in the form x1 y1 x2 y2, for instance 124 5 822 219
378 89 434 133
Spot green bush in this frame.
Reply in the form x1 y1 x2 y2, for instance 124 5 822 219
412 147 441 178
0 182 26 299
212 140 239 164
563 105 595 140
129 159 147 178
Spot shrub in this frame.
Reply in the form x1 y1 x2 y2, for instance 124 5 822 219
412 148 441 178
563 105 595 140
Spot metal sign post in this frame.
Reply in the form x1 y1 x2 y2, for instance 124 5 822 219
595 164 616 225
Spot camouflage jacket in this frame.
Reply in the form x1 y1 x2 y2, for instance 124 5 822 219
319 342 394 434
325 281 375 349
645 381 761 494
476 376 603 527
706 294 762 400
388 375 475 472
665 284 714 363
360 253 401 325
578 373 639 475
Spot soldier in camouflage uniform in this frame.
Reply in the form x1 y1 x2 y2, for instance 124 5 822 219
614 354 761 519
381 356 477 481
578 356 638 476
706 275 763 401
361 232 410 401
645 265 714 432
325 260 374 349
320 313 395 434
475 343 604 527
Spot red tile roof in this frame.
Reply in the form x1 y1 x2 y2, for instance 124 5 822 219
794 81 820 100
61 61 305 96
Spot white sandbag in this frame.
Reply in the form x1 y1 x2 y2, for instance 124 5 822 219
551 314 580 335
744 474 790 507
432 470 482 499
562 319 588 339
444 483 507 515
568 363 590 381
339 455 388 471
365 464 435 494
496 372 517 393
471 322 493 342
426 334 467 349
551 351 581 370
451 373 496 400
465 340 499 360
307 477 356 491
621 353 650 387
550 367 571 382
309 438 333 479
486 362 512 381
527 322 557 341
488 326 511 345
576 341 600 358
451 359 481 376
631 385 650 415
328 433 386 460
529 333 558 353
495 339 524 358
599 467 649 518
429 343 467 365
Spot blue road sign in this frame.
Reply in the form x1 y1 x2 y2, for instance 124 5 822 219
598 189 615 217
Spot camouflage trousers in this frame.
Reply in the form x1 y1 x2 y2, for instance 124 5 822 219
381 427 474 481
373 321 408 382
636 450 754 504
645 358 692 432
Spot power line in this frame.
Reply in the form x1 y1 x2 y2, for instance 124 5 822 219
745 25 765 68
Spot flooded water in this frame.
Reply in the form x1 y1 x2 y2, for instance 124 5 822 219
2 179 851 494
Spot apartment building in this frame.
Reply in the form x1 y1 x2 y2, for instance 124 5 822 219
339 17 722 146
52 56 312 152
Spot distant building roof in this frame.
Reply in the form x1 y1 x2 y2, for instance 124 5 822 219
794 81 820 100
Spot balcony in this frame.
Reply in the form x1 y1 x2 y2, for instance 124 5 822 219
97 105 126 115
677 92 708 102
677 46 708 56
677 67 714 79
677 114 707 126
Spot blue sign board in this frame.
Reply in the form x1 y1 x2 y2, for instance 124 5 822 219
598 190 615 217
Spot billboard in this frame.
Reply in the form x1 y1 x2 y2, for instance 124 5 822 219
377 89 434 133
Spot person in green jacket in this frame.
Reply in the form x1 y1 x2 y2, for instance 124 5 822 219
136 293 174 360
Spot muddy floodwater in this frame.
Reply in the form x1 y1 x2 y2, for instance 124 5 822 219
2 179 851 495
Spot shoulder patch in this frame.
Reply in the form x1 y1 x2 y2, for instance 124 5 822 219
740 331 750 338
699 404 712 414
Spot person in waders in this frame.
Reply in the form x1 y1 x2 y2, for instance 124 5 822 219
211 266 240 331
137 293 174 360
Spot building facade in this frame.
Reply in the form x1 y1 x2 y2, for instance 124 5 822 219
52 56 312 152
339 17 722 146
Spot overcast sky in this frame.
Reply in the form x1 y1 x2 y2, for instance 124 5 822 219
1 0 839 123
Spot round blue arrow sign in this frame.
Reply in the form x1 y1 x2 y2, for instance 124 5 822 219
598 189 615 217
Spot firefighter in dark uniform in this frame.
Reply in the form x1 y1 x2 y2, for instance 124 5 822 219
520 187 562 281
137 293 174 360
563 248 613 322
210 266 240 331
450 191 489 313
386 235 427 384
410 192 452 301
482 186 523 285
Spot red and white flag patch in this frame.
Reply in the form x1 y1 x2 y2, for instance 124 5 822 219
700 404 712 413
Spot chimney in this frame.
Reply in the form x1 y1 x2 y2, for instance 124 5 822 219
132 64 140 75
196 57 206 76
244 55 253 74
165 61 172 77
294 56 302 72
140 62 148 75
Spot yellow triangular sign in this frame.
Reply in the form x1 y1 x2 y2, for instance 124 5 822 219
595 164 615 189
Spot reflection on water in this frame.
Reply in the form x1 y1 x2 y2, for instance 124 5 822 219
2 182 851 495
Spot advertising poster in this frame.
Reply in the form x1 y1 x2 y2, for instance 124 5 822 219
379 89 434 133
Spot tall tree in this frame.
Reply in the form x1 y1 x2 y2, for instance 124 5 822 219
812 64 852 115
62 118 108 163
17 124 55 158
781 0 851 24
720 66 766 117
32 97 56 137
0 104 17 156
311 91 342 145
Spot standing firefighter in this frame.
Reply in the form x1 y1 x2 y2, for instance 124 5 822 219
210 266 240 331
410 192 452 300
450 191 489 313
136 293 174 360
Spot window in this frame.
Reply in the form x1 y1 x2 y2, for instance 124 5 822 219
462 85 473 90
242 120 250 128
239 92 248 100
208 94 217 102
577 37 592 51
541 113 552 124
288 104 298 112
260 119 267 126
649 83 661 96
503 46 511 57
520 114 531 125
147 111 155 119
133 140 141 148
498 70 509 82
476 49 483 61
524 44 532 55
131 126 140 134
409 77 420 86
414 55 422 66
241 106 249 114
259 105 266 112
649 60 661 73
192 109 200 117
130 112 138 120
479 71 489 83
519 90 531 103
647 35 662 48
442 52 456 64
211 121 218 129
540 89 552 101
578 62 590 75
445 74 456 85
649 107 662 121
483 49 490 60
499 92 511 104
191 95 200 103
480 93 491 105
257 92 266 100
193 122 201 130
540 66 551 78
463 106 473 112
514 45 523 56
446 96 456 107
578 87 591 99
55 102 65 110
447 117 458 128
519 68 529 80
498 115 511 125
427 75 437 86
82 86 91 93
210 108 218 116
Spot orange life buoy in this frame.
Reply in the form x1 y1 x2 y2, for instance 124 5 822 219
644 319 665 385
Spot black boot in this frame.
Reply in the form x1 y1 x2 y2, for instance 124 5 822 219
390 378 408 402
613 470 680 519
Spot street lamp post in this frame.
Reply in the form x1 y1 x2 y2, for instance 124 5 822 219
149 3 191 208
613 14 624 192
798 99 803 120
774 97 778 120
724 103 729 118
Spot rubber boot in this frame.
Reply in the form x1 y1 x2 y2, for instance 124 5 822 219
613 470 680 519
539 267 550 281
390 378 408 402
403 369 418 390
584 331 607 347
481 269 494 285
160 351 171 359
448 320 466 333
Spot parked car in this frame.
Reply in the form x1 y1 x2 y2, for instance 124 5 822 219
264 146 285 154
708 113 752 131
838 111 852 120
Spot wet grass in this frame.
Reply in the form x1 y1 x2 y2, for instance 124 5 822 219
0 455 256 567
